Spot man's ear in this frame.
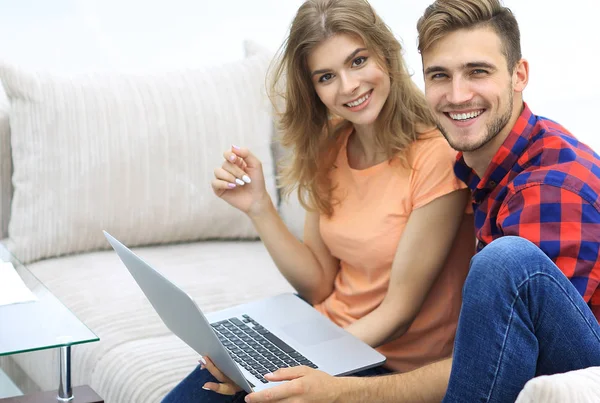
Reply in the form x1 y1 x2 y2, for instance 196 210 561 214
513 58 529 93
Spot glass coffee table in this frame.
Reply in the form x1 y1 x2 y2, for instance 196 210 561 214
0 244 102 402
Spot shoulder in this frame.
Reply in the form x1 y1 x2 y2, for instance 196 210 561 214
408 127 458 163
510 124 600 210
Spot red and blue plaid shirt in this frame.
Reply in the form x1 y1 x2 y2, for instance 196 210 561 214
454 103 600 322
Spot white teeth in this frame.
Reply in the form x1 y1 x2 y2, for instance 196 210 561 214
449 110 483 121
346 92 370 107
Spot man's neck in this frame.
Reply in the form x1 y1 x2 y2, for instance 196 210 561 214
462 131 509 179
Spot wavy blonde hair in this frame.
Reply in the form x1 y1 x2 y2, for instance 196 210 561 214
270 0 435 216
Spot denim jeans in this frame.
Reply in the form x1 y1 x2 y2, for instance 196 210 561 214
161 365 391 403
443 236 600 403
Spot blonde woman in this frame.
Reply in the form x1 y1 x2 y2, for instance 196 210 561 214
162 0 474 401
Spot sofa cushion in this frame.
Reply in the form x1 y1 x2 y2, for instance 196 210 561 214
0 89 10 240
243 41 306 240
11 240 294 402
0 54 277 264
515 366 600 403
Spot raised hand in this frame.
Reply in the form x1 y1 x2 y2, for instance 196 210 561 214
212 145 272 217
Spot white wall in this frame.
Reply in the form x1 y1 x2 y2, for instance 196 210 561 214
0 0 598 148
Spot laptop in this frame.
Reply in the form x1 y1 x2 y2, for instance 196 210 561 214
103 231 385 392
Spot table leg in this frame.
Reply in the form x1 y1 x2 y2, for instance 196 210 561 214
57 346 72 402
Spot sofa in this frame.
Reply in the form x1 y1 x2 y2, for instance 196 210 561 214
0 41 598 403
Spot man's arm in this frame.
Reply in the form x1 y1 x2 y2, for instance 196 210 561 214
336 357 452 403
245 357 452 403
498 184 600 303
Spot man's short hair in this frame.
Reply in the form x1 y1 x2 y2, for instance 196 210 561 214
417 0 522 71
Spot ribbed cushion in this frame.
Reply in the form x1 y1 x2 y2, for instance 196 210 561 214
243 41 306 240
11 241 294 402
0 53 277 264
516 366 600 403
0 90 10 239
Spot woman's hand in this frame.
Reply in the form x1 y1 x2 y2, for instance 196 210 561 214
211 145 272 217
199 356 243 395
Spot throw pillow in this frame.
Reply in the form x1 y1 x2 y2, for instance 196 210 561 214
0 52 277 263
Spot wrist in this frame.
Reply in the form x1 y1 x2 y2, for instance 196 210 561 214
334 376 361 403
247 194 276 221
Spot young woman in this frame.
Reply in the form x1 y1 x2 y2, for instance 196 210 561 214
163 0 474 401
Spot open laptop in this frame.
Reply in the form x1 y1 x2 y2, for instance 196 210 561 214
103 231 385 392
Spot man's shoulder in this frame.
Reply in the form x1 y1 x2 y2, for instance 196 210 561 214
508 118 600 208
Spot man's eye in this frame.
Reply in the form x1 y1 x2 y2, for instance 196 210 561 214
472 69 488 75
352 56 368 67
430 73 447 80
319 73 334 83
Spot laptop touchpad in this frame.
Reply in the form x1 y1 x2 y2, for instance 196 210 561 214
281 319 344 346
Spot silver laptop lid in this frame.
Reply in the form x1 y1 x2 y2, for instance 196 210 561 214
103 231 254 392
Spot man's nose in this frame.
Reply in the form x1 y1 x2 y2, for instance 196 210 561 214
447 77 473 105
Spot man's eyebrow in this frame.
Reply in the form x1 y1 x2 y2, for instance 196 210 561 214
424 61 497 76
311 48 368 77
423 65 446 75
464 61 496 70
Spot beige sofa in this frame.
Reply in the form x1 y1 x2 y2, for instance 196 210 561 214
0 42 598 403
0 41 304 402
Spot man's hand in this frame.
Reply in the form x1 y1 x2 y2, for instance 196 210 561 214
245 366 341 403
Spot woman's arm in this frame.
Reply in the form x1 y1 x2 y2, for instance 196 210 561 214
250 204 340 305
214 146 339 304
344 188 471 347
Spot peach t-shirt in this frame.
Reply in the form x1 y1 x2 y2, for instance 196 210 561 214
314 128 475 372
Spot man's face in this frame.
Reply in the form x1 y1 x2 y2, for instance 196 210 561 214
422 27 524 153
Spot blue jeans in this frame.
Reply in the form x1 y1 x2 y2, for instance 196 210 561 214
161 365 390 403
443 236 600 403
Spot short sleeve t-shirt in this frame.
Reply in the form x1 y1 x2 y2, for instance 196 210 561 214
314 128 475 372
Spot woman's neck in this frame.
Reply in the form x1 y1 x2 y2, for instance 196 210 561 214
347 124 388 169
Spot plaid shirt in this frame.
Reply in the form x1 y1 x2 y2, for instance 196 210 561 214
454 103 600 322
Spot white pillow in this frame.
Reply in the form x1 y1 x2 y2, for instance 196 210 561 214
515 366 600 403
0 52 277 263
0 90 11 240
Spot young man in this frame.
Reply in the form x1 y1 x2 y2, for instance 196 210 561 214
209 1 600 401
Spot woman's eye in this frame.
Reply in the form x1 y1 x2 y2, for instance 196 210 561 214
352 56 367 67
319 73 334 83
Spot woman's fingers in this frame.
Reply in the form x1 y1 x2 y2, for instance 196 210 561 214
216 162 251 186
223 150 248 170
201 356 242 395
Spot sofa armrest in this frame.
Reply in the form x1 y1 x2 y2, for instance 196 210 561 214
515 366 600 403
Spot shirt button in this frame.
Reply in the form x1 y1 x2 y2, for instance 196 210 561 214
488 181 497 187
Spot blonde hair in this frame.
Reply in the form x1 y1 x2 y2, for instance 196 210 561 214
270 0 435 216
417 0 522 71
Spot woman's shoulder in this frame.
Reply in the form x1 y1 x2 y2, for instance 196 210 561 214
414 124 442 141
409 125 458 162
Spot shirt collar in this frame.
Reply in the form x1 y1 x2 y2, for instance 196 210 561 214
454 102 537 193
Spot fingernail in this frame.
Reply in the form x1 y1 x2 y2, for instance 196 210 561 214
265 373 273 378
242 175 251 184
227 183 236 189
232 144 241 150
244 396 250 403
200 364 206 370
229 154 236 162
202 386 211 391
235 178 245 186
199 356 207 365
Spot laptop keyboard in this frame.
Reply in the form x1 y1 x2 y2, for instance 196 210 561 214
211 314 318 384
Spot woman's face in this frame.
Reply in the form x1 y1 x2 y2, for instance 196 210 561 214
307 34 390 128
